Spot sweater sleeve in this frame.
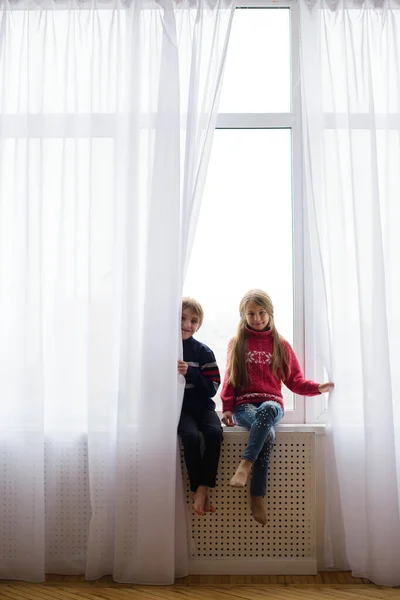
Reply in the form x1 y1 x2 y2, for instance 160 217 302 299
283 341 321 396
185 345 220 398
220 338 237 413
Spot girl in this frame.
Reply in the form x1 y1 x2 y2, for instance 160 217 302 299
221 289 333 525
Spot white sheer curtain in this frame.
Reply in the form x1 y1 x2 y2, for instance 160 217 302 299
299 0 400 586
0 0 234 583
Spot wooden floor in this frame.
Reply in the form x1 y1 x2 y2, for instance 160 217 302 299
1 573 399 600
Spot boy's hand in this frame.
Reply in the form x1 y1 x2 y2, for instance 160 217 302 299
318 382 334 393
177 360 188 376
221 411 235 427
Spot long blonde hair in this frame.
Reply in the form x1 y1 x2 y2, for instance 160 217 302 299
228 289 289 389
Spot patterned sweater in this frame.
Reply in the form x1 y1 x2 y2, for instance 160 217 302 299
182 336 221 412
221 327 320 413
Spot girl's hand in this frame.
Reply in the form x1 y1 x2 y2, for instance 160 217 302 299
221 411 235 427
318 382 334 393
177 360 188 376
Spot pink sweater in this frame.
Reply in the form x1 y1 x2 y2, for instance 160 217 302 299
221 327 320 413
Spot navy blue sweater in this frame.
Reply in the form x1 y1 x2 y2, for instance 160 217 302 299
182 336 221 412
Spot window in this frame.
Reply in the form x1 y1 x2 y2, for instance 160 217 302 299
184 1 305 423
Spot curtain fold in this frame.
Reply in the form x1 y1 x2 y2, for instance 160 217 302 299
299 0 400 586
0 0 235 583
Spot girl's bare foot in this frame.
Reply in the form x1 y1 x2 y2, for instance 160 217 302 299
251 495 267 525
230 459 252 487
192 485 208 516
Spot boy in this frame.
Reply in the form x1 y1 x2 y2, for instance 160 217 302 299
177 297 223 516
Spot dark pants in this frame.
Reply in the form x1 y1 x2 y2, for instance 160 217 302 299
178 408 223 493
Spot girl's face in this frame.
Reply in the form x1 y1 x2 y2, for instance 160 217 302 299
244 301 270 331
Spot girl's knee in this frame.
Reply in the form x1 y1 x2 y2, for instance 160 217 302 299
256 407 272 424
257 403 282 422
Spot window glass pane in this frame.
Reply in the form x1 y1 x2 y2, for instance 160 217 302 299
184 129 294 410
219 8 291 113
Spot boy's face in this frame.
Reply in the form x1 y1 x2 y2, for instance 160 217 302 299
181 308 200 340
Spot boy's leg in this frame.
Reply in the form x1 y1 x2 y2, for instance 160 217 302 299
178 411 202 493
197 409 223 489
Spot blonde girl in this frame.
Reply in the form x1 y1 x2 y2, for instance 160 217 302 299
221 290 333 525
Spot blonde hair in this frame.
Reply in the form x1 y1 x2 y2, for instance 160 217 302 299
182 297 204 327
228 289 289 389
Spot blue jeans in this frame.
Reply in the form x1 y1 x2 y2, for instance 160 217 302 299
234 401 284 497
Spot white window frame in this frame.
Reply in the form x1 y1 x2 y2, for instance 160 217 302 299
216 0 307 423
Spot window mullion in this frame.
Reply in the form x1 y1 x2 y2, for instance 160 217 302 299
290 0 306 424
216 113 294 129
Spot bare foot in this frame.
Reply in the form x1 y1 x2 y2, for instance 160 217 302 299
251 496 267 525
230 459 252 488
192 485 208 516
204 494 216 513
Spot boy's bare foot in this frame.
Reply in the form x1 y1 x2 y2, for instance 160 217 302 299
204 494 216 513
251 495 267 525
192 485 208 516
230 459 252 488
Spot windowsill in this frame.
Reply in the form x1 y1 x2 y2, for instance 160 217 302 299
222 423 326 435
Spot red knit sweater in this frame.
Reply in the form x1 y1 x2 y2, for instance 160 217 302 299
221 327 320 413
